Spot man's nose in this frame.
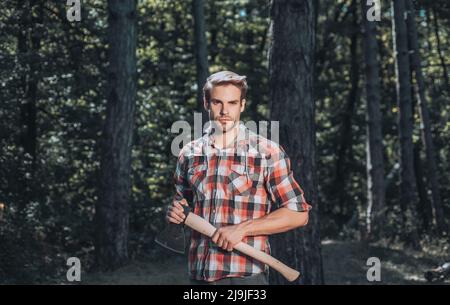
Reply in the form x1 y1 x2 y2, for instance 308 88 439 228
220 104 229 115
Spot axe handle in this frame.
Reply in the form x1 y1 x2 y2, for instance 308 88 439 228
184 212 300 282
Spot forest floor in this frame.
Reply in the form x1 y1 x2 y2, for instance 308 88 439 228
79 238 450 285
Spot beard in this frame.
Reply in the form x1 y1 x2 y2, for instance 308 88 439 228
210 117 237 135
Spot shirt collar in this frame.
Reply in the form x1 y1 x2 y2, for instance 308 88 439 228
202 121 250 151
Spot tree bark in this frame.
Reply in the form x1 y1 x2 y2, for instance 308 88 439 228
15 0 42 214
361 0 385 238
315 0 352 78
413 141 432 233
431 7 449 90
391 0 420 249
334 0 359 226
405 0 446 234
268 0 323 285
192 0 210 128
95 0 138 270
17 0 40 169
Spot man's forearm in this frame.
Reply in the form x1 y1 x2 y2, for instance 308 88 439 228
238 207 309 237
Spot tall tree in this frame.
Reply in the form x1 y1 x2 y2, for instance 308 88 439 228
430 7 449 90
17 0 41 170
333 0 360 226
405 0 446 234
361 0 385 238
95 0 137 270
15 0 43 214
413 141 433 232
268 0 323 284
192 0 210 127
391 0 420 248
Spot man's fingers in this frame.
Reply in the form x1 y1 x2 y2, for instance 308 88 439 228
212 229 232 250
171 206 185 219
167 216 182 224
217 235 225 248
174 200 188 209
210 229 233 251
174 201 183 211
167 209 184 223
173 202 187 218
169 206 186 220
164 199 188 225
214 233 221 246
222 241 229 250
168 214 182 224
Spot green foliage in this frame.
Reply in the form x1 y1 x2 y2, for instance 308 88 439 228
0 0 448 283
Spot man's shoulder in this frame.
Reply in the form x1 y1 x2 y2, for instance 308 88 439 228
178 137 206 158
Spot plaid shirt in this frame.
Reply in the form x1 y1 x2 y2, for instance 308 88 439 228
172 123 311 282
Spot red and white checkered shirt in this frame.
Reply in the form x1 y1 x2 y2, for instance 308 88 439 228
172 123 311 282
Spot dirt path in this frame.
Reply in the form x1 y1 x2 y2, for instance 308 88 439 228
80 239 449 285
321 239 446 284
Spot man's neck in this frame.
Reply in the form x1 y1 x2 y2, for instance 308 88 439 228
213 126 239 149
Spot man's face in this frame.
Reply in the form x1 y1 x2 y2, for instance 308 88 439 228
204 84 246 133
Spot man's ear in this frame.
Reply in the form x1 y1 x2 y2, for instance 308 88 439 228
240 99 246 112
203 97 209 111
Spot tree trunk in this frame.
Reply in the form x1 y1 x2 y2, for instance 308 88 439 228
192 0 210 128
334 0 359 226
391 0 420 249
405 0 446 234
424 10 438 95
268 0 323 285
95 0 137 270
413 141 432 233
15 0 41 214
17 0 40 170
431 7 449 90
315 1 352 78
209 1 218 63
361 0 385 239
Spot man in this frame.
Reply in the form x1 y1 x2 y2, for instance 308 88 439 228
166 71 311 285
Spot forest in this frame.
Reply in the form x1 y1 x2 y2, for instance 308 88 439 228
0 0 449 284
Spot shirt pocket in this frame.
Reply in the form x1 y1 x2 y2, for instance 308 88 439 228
229 163 253 197
229 162 267 223
229 162 264 195
187 163 207 202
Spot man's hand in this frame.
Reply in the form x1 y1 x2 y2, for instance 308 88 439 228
166 198 188 224
211 224 247 252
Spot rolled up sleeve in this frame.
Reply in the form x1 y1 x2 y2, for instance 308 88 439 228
265 147 312 212
172 152 193 205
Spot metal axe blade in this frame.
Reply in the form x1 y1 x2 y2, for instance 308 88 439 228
154 222 186 254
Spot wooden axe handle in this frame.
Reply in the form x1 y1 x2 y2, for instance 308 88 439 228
183 210 300 282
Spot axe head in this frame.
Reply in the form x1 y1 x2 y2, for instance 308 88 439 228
154 205 191 254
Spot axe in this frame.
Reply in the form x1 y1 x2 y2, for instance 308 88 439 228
155 205 300 282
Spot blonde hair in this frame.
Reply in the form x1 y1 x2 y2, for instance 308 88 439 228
203 71 248 103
